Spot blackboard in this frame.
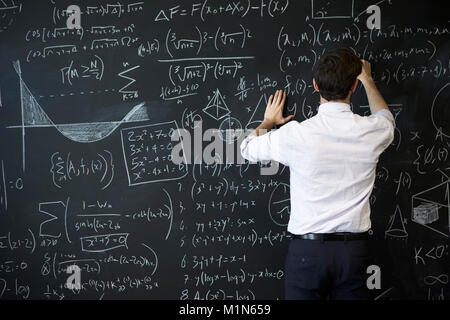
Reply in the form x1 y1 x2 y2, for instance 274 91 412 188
0 0 449 300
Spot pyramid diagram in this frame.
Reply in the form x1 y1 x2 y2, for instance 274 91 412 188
203 89 230 120
411 179 450 237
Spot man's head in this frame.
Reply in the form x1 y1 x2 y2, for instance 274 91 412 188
313 48 362 102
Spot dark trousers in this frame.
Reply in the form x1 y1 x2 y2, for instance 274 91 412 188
285 238 374 300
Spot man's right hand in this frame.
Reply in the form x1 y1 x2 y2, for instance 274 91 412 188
357 59 389 114
358 59 373 84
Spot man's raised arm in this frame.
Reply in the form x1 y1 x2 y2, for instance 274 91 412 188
358 59 389 115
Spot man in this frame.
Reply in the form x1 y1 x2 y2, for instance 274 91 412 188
240 48 395 300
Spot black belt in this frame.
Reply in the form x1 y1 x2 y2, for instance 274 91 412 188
291 232 369 241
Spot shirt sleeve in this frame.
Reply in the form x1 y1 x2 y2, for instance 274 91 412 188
374 109 395 127
240 122 295 167
370 109 396 149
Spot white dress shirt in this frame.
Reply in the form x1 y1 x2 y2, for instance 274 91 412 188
240 102 395 235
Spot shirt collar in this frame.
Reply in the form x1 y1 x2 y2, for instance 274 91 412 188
318 102 352 114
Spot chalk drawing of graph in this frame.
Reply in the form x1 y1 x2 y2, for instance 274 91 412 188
8 61 150 171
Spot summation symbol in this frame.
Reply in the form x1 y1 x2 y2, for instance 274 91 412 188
118 63 140 101
38 197 71 243
203 89 231 120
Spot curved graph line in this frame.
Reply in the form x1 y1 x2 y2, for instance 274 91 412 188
52 102 148 143
141 243 158 276
431 83 450 138
9 60 150 144
162 188 173 241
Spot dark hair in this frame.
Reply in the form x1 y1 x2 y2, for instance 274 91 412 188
312 48 362 101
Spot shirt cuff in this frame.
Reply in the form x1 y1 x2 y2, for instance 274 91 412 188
240 135 256 159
